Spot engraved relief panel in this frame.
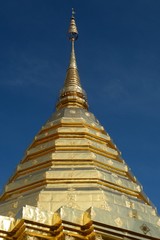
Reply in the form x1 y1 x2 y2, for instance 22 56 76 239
25 236 41 240
65 235 76 240
0 216 14 231
95 235 103 240
23 205 53 225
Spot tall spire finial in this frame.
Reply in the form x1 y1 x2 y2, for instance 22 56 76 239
72 8 75 18
56 10 88 110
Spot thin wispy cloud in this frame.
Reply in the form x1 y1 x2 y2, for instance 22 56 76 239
0 51 64 89
102 78 129 100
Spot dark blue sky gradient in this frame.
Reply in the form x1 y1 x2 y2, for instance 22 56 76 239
0 0 160 212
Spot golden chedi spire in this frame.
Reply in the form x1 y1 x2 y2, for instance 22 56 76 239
1 9 160 240
56 9 88 110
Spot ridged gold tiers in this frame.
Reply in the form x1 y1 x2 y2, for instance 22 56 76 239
0 108 160 239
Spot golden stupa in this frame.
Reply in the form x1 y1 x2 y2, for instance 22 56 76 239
0 10 160 240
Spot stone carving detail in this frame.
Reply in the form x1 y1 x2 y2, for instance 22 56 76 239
85 112 90 116
65 235 75 240
108 160 113 165
70 110 76 114
140 224 150 235
95 234 103 240
66 186 80 209
24 178 28 183
91 209 96 218
151 209 156 216
101 202 112 212
116 179 122 185
23 206 53 225
7 211 14 217
0 216 14 231
112 173 118 178
66 193 79 209
26 208 47 223
13 202 18 209
129 209 137 219
136 185 141 192
114 217 123 227
67 193 75 202
126 201 131 208
25 236 40 240
157 218 160 226
126 201 134 209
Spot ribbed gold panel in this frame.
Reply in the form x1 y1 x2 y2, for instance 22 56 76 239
68 17 78 35
64 68 81 88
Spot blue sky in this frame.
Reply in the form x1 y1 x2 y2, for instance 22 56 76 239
0 0 160 212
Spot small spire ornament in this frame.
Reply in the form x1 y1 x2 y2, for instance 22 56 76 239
68 8 78 41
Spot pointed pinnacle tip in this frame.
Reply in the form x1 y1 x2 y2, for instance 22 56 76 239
68 9 78 41
72 8 76 18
